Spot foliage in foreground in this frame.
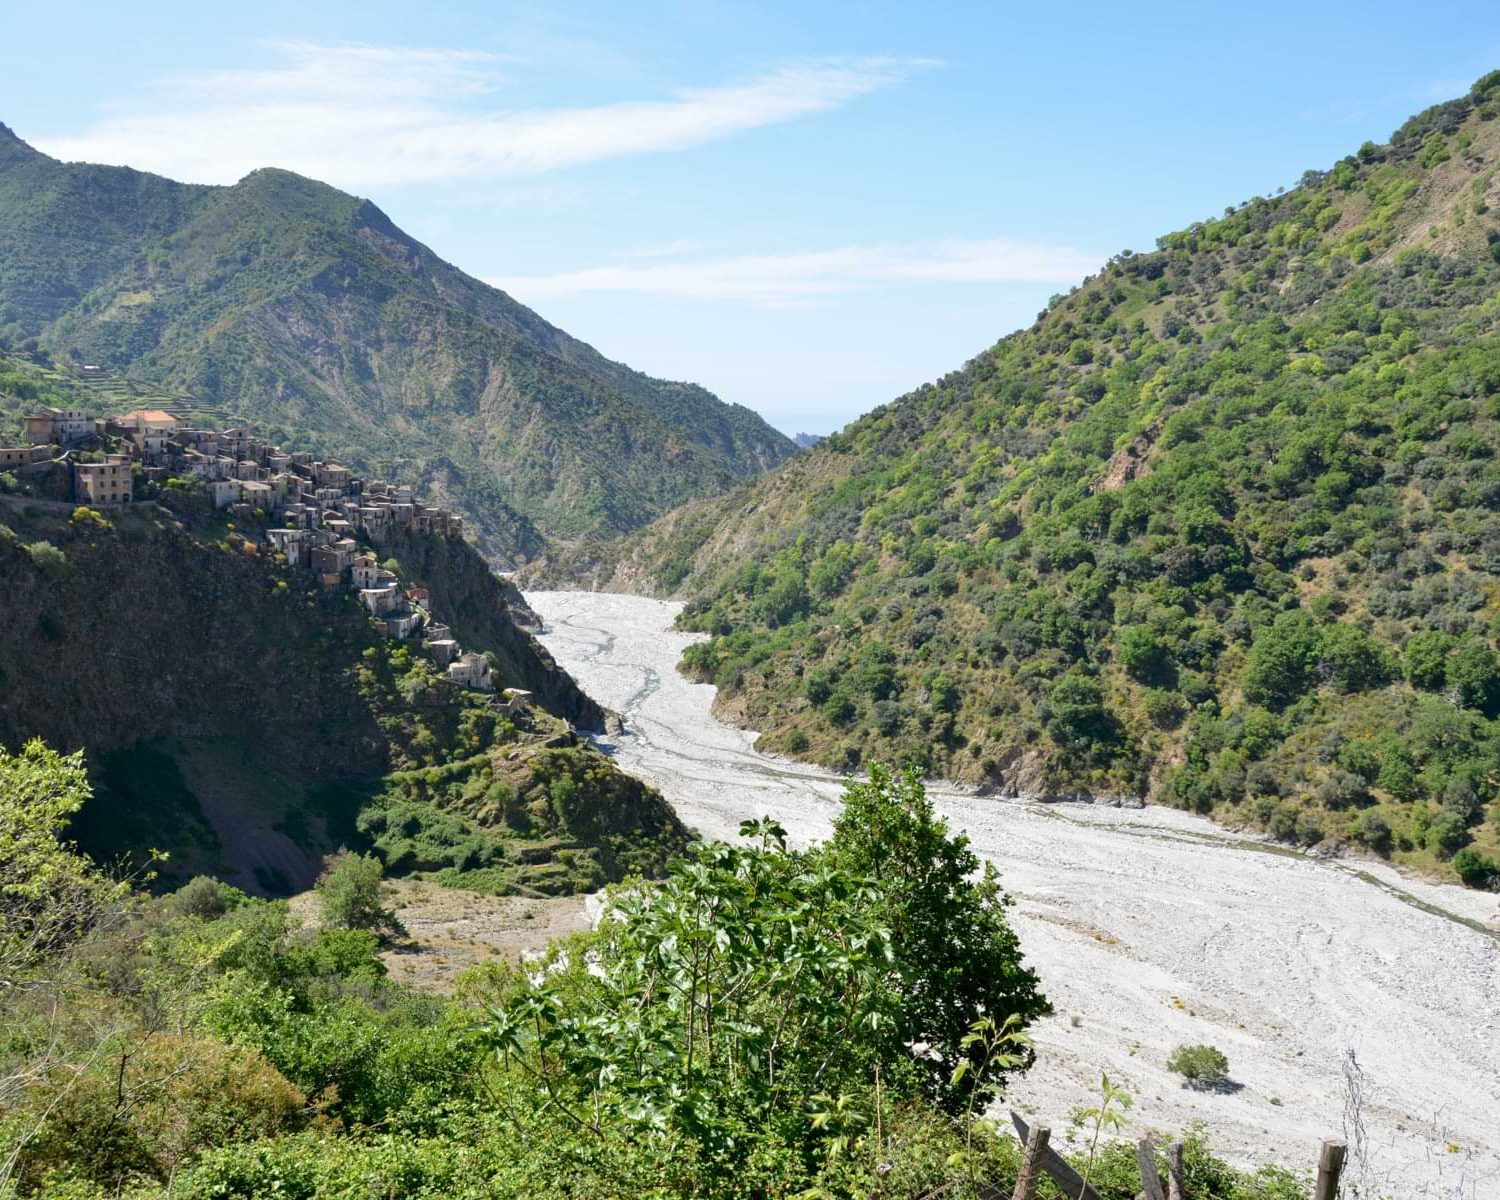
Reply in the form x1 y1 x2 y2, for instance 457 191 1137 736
0 752 1304 1198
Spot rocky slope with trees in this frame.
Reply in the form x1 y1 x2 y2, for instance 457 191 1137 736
552 75 1500 886
0 498 683 896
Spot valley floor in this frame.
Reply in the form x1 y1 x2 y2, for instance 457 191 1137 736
288 881 594 992
527 590 1500 1199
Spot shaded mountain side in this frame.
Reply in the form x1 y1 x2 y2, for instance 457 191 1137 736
0 502 685 894
0 509 386 768
564 76 1500 886
0 127 796 561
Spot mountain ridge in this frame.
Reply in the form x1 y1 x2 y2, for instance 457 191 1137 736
0 127 796 561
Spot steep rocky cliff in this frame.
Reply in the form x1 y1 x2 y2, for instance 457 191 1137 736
0 501 684 893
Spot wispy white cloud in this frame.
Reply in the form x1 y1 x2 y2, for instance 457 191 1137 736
497 238 1100 308
31 41 924 188
615 238 704 259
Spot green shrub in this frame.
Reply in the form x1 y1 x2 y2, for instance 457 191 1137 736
22 539 69 577
1317 623 1393 692
1242 612 1319 709
1118 625 1171 682
1143 688 1187 729
1448 638 1500 715
1452 846 1499 888
1166 1043 1231 1089
169 875 243 921
314 851 404 938
14 1036 304 1193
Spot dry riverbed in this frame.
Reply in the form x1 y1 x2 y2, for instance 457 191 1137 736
527 589 1500 1199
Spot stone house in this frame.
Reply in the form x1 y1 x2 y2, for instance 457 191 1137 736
267 528 311 567
425 638 459 666
499 689 533 714
309 545 345 579
447 651 493 691
278 503 313 529
74 455 133 505
385 611 423 640
117 409 179 465
322 538 357 575
239 480 275 511
210 479 242 508
351 553 383 589
119 408 179 441
26 408 93 446
0 445 52 469
313 462 353 489
359 583 401 616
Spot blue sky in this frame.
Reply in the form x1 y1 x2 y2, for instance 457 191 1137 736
6 2 1500 434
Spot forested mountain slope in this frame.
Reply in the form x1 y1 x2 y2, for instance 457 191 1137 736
0 502 684 895
0 123 795 562
586 75 1500 884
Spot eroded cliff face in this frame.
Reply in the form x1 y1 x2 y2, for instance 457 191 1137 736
0 504 675 893
0 509 387 766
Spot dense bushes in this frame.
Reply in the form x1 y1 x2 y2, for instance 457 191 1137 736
660 79 1500 883
1 756 1306 1198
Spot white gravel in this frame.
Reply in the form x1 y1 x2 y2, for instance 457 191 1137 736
528 590 1500 1198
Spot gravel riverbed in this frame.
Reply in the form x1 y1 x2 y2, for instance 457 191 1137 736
527 590 1500 1197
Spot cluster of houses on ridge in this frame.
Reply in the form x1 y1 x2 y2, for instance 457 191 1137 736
7 405 528 707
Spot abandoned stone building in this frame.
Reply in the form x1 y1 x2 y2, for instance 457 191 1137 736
73 455 134 506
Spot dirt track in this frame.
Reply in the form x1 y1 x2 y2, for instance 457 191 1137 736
528 589 1500 1199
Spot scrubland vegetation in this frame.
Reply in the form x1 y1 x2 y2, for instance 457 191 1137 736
614 76 1500 885
1 754 1308 1198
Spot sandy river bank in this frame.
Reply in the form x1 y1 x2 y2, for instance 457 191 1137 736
527 590 1499 1198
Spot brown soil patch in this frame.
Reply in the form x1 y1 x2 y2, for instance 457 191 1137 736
288 879 595 992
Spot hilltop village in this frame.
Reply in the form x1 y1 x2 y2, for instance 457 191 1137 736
4 404 527 705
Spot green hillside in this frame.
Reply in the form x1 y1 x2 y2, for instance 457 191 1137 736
0 500 685 896
576 75 1500 885
0 124 796 562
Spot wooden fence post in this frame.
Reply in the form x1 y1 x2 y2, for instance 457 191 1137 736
1135 1138 1167 1200
1010 1122 1050 1200
1314 1138 1346 1200
1009 1112 1108 1200
1166 1141 1186 1200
